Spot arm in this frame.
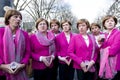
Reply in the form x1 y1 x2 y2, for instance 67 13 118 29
55 37 61 57
67 36 83 65
109 32 120 56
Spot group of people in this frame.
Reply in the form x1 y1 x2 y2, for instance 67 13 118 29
0 9 120 80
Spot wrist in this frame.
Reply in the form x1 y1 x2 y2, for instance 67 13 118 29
39 56 43 62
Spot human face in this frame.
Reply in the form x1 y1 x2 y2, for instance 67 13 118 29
78 23 88 35
9 15 21 29
91 26 100 35
51 23 59 33
38 20 48 33
104 17 115 30
62 22 71 32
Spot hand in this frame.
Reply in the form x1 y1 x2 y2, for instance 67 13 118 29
46 56 53 65
0 64 14 74
86 60 95 71
42 56 51 67
80 62 87 72
58 56 71 65
98 35 105 44
51 55 55 60
65 56 72 66
13 63 25 74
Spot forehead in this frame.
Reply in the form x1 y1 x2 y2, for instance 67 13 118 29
91 25 99 28
78 22 86 25
62 22 69 25
39 20 46 23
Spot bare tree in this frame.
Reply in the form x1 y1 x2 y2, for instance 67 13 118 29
13 0 31 11
107 0 120 28
24 0 75 22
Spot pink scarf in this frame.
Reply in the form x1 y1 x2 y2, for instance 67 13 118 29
35 31 55 55
3 26 28 80
99 47 117 79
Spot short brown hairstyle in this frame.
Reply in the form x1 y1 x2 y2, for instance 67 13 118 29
61 20 72 29
35 18 49 30
90 23 101 31
4 9 22 25
50 19 60 28
77 19 90 29
102 15 117 29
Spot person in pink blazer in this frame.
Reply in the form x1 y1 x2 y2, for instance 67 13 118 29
55 20 75 80
0 9 30 80
98 15 120 80
50 19 61 80
90 23 104 80
30 18 56 80
67 19 98 80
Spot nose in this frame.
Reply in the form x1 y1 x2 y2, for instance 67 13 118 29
17 17 22 21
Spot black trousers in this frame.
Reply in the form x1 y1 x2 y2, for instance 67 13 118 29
0 76 6 80
112 71 120 80
51 57 59 80
76 69 94 80
59 63 74 80
33 68 53 80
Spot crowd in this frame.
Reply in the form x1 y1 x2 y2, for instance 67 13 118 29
0 9 120 80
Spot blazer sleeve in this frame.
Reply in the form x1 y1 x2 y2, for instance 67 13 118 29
0 28 4 65
55 36 61 56
30 35 43 61
67 36 83 65
109 32 120 56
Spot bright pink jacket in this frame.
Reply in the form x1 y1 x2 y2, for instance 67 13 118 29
101 28 120 71
67 34 98 69
55 32 74 64
0 27 30 76
30 34 54 70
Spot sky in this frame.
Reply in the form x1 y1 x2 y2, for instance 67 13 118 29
64 0 115 23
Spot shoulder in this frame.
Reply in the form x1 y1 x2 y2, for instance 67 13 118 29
0 27 5 35
55 32 64 39
29 33 36 40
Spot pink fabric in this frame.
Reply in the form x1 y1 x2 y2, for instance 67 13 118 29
30 31 55 70
99 47 117 79
35 31 55 55
0 27 5 76
100 28 120 71
3 26 28 80
67 34 98 69
55 32 75 64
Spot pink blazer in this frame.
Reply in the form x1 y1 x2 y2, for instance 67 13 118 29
67 34 98 69
0 27 30 75
55 32 74 64
30 34 54 70
101 28 120 71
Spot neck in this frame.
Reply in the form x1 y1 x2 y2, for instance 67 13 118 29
108 28 114 33
9 25 18 34
64 31 70 35
81 33 87 36
94 33 100 36
41 31 47 36
54 30 59 34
